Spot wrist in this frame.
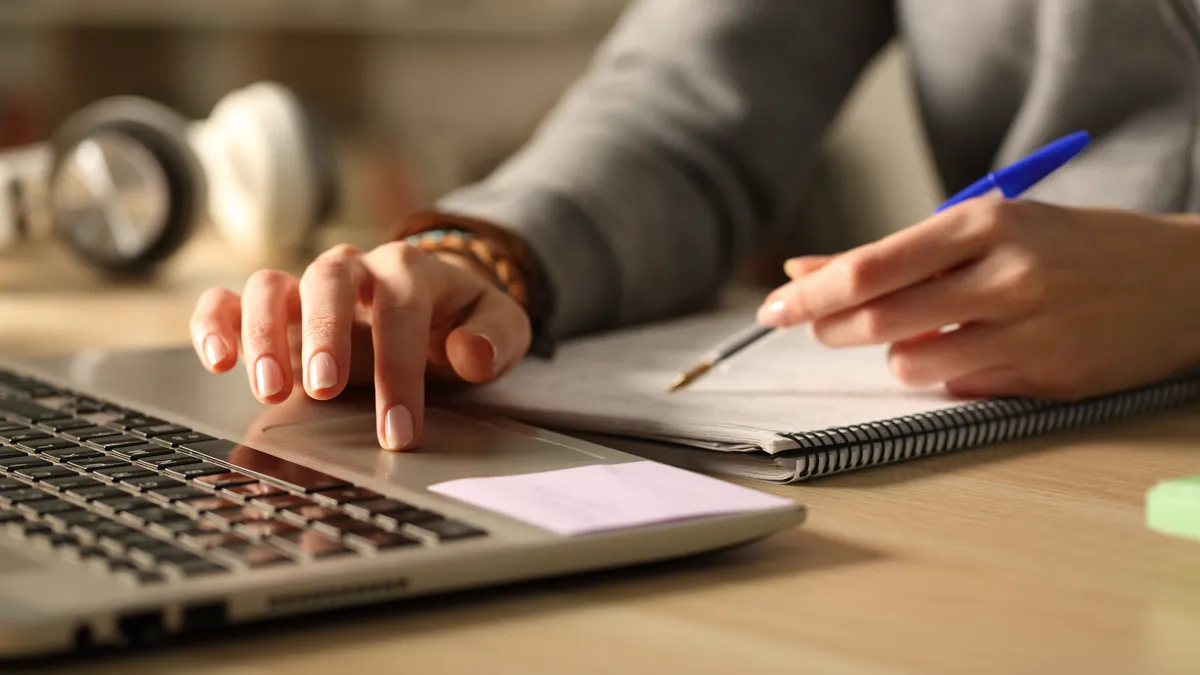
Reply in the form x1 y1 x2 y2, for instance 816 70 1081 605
398 210 556 357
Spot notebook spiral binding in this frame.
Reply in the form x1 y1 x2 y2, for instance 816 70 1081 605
781 370 1200 480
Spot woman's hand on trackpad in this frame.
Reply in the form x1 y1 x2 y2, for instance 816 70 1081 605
187 241 532 452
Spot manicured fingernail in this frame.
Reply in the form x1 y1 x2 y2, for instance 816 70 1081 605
384 405 414 451
476 332 498 371
307 351 338 391
757 300 789 327
255 356 283 397
203 335 227 367
784 259 805 278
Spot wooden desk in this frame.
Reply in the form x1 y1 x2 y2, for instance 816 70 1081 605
4 236 1200 675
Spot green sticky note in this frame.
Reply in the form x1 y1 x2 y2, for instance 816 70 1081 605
1146 475 1200 542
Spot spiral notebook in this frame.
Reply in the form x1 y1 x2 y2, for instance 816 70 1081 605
444 288 1200 483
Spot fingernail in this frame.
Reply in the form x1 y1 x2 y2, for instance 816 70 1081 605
757 300 789 327
203 335 227 367
384 405 414 451
476 332 498 371
255 356 283 397
783 259 805 278
307 351 338 391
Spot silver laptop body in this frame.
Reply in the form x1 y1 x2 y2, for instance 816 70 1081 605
0 346 804 661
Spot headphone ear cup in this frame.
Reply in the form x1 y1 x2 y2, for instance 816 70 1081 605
45 96 204 276
200 81 331 261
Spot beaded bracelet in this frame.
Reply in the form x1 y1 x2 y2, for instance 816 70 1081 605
401 212 555 357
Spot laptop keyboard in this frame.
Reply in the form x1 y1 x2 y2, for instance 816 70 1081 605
0 369 487 587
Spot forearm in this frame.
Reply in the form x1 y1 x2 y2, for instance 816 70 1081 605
436 0 896 339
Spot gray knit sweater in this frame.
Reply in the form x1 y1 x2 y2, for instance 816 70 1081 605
437 0 1200 339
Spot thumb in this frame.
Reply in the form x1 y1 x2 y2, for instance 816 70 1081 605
445 286 532 383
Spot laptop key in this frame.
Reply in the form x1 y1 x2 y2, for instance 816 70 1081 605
0 430 50 444
122 475 184 492
94 465 155 482
406 519 487 543
310 487 381 507
138 453 200 470
343 528 421 554
157 432 215 447
178 526 252 551
0 478 23 490
212 543 294 569
194 471 255 489
135 424 191 438
0 456 51 471
279 505 342 525
109 415 165 431
68 485 129 501
39 418 93 433
42 446 100 462
149 486 209 502
0 487 54 506
17 438 78 453
43 475 102 492
236 519 298 540
0 508 24 524
44 509 107 530
93 496 155 515
14 465 77 481
206 506 272 526
18 497 78 516
13 521 52 538
223 481 284 500
60 426 122 442
67 457 131 473
164 462 226 480
270 529 351 558
162 558 230 578
0 446 25 460
109 445 171 462
0 398 65 423
86 435 145 451
0 422 26 432
248 494 311 512
176 497 241 515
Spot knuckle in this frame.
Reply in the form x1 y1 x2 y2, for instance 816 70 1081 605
991 254 1048 310
242 322 279 348
302 258 351 286
319 243 360 261
840 254 882 295
247 269 292 292
301 309 341 345
966 199 1029 244
857 307 892 342
385 241 427 268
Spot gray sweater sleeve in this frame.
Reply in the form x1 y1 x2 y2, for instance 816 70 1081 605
436 0 895 339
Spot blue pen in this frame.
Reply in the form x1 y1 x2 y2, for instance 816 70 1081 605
935 130 1090 212
667 130 1093 392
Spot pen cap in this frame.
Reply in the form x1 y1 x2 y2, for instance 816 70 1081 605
993 130 1090 198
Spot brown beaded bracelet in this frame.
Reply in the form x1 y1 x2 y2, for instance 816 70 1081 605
400 210 556 358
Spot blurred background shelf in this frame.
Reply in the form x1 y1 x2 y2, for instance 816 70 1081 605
0 0 628 35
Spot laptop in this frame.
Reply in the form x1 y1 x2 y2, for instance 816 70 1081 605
0 345 805 661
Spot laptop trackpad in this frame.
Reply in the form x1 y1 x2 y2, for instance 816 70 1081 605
225 404 610 492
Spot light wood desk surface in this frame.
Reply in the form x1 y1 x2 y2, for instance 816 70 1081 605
4 234 1200 675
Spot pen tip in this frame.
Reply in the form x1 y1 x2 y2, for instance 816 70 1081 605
666 362 712 393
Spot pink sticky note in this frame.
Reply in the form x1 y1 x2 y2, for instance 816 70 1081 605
427 460 794 536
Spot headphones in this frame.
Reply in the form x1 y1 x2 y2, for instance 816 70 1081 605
0 81 338 276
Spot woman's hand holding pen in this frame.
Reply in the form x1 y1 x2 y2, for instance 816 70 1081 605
188 241 532 452
756 198 1200 400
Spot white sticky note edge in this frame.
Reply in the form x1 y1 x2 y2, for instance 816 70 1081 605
427 460 795 536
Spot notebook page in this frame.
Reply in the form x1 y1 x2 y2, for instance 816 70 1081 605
448 289 971 454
